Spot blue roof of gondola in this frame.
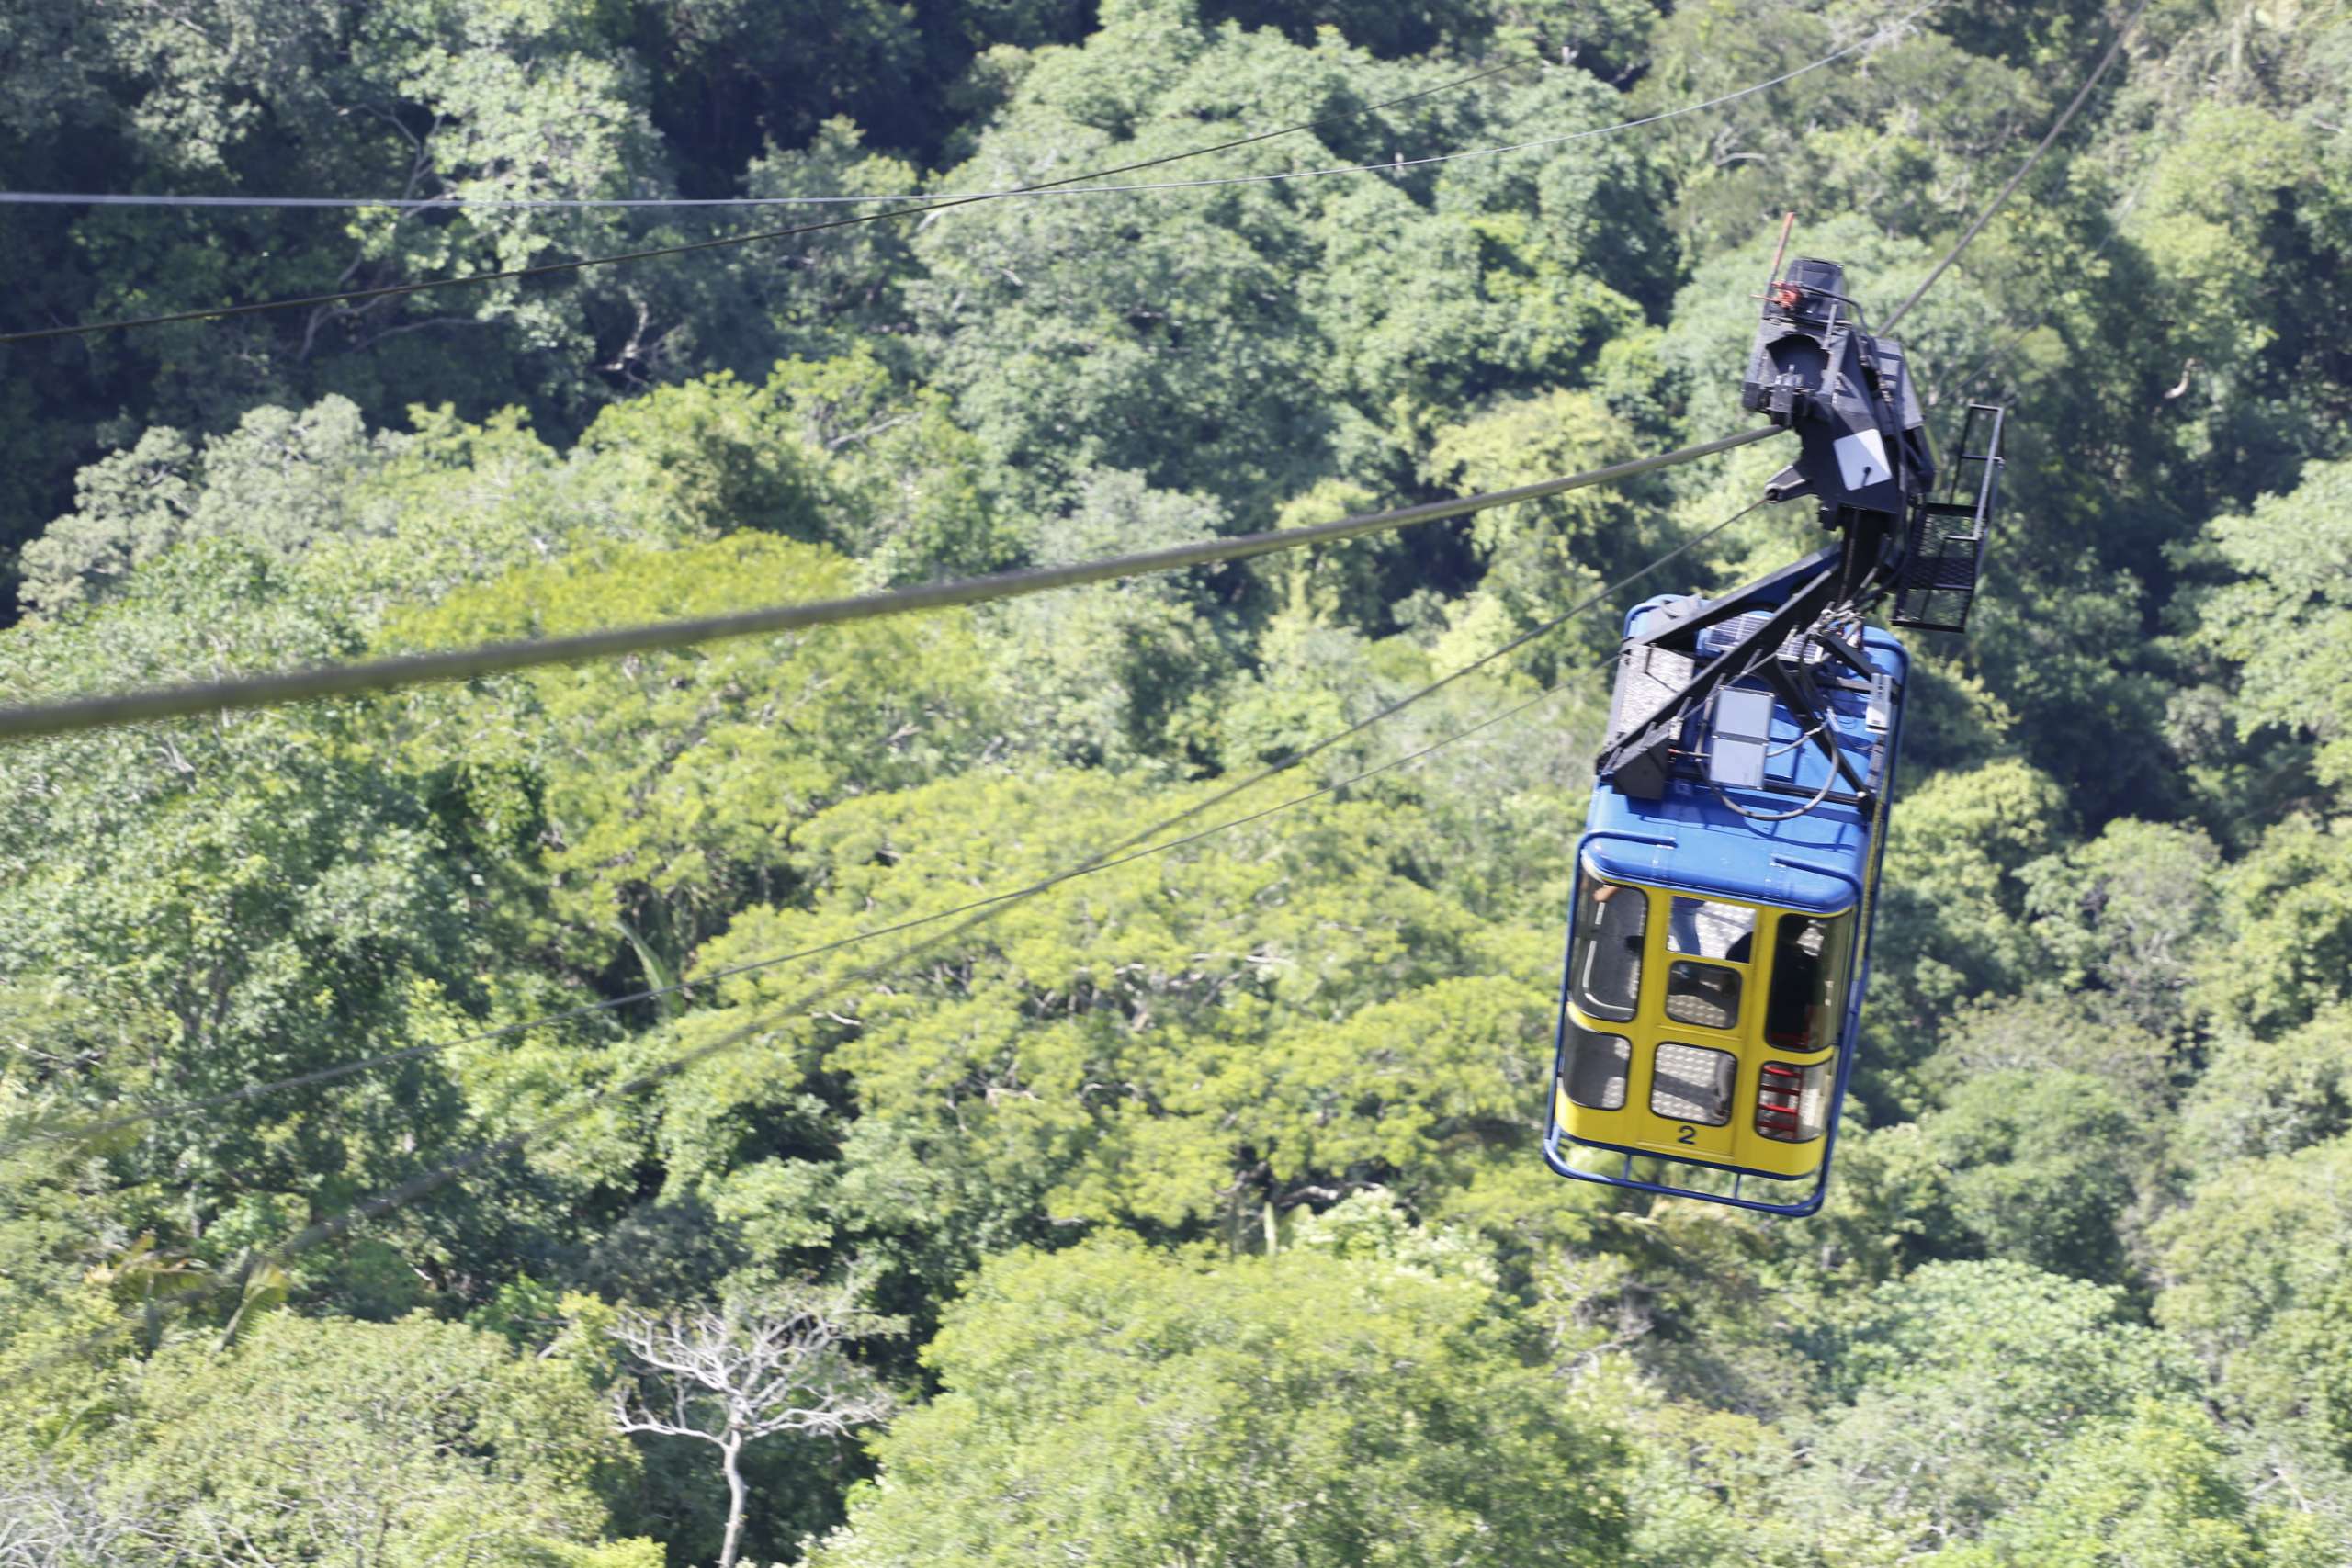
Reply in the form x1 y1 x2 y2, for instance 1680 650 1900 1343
1577 623 1908 916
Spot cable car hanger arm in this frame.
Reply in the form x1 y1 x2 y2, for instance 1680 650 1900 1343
1594 549 1844 799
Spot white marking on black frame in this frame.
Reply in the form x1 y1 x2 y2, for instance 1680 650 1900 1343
1833 428 1889 491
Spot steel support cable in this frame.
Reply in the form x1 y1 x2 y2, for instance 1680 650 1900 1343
4 500 1768 1156
0 427 1777 743
0 2 1947 215
0 0 1952 344
0 57 1526 348
1879 0 2150 334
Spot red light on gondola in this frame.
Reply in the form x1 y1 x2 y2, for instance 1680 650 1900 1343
1756 1061 1806 1140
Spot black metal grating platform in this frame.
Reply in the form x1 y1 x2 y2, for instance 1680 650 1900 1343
1892 403 2005 633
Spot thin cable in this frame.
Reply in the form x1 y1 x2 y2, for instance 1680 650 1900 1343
1931 167 2155 406
1708 760 1842 821
0 4 1943 216
1880 0 2147 333
0 427 1777 742
0 57 1523 347
5 502 1763 1155
0 0 1949 344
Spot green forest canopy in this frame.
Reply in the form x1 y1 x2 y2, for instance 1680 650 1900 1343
5 0 2352 1562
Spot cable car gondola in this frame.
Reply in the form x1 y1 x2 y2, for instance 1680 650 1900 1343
1543 254 2006 1216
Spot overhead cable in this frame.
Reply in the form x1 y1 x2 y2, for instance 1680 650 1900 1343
1880 0 2149 333
0 2 1945 215
0 427 1778 742
0 57 1522 347
5 501 1767 1156
0 0 1949 344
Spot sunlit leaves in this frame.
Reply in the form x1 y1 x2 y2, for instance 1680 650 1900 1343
812 1234 1634 1568
391 532 997 977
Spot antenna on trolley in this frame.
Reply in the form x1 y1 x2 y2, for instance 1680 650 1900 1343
1594 222 2007 804
1758 210 1797 303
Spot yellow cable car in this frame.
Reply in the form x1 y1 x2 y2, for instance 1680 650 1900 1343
1553 876 1855 1179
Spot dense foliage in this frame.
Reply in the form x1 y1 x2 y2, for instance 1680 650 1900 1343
5 0 2351 1562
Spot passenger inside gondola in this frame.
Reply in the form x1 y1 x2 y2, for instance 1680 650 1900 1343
1664 896 1752 1031
1765 915 1847 1050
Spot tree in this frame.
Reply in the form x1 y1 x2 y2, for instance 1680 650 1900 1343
760 350 1023 581
2154 1134 2352 1462
1920 995 2171 1115
1 0 685 555
90 1312 651 1566
610 1282 897 1568
17 397 392 616
1920 1068 2148 1284
979 468 1238 769
635 0 1088 183
0 540 513 1289
1937 1400 2335 1568
2179 1006 2352 1166
2017 818 2222 1042
1419 388 1657 676
2195 816 2352 1035
906 48 1332 512
903 2 1664 517
1639 4 2042 257
2198 461 2352 796
650 765 1551 1271
390 531 999 982
2120 98 2340 501
12 7 2352 1565
0 1463 150 1568
1867 758 2073 1082
567 372 831 542
809 1235 1634 1567
1792 1260 2201 1550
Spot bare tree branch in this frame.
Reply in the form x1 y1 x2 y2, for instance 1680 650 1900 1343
608 1280 898 1568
